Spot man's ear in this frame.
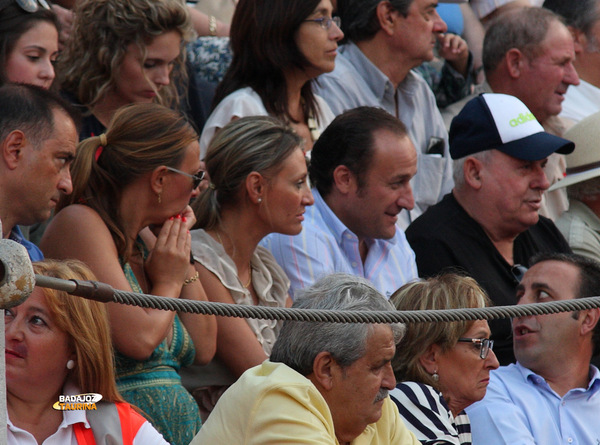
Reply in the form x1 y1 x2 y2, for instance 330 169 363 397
505 48 525 79
2 130 27 169
311 351 337 391
332 165 356 195
580 308 600 337
245 171 265 205
569 26 586 55
418 343 441 375
463 156 484 190
376 1 397 36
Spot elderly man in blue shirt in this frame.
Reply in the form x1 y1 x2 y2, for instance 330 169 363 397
262 107 418 299
466 252 600 444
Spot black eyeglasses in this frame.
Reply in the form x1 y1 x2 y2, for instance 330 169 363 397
165 166 205 190
457 338 494 359
304 16 341 31
12 0 50 12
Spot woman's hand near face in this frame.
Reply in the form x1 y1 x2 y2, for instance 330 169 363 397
180 205 197 231
144 216 191 296
40 205 179 360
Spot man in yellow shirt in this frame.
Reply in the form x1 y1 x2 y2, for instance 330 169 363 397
191 274 420 444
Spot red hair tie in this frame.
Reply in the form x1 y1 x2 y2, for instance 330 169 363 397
94 134 107 162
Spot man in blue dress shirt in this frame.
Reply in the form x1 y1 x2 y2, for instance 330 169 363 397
262 107 418 299
0 84 79 260
467 252 600 444
316 0 455 229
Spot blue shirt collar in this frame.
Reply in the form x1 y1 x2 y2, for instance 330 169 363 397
517 361 600 397
312 188 398 246
340 42 393 100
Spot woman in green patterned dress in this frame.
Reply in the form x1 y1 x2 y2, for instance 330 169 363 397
41 103 217 445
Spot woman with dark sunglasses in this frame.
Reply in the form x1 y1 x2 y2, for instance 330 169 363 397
40 102 217 445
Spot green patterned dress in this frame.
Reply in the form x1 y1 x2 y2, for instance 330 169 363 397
117 251 201 445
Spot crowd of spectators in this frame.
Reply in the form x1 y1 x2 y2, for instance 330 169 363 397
3 0 600 443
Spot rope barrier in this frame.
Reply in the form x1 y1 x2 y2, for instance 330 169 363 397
35 274 600 324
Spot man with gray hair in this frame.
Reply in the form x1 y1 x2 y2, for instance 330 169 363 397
316 0 454 229
482 6 579 220
190 274 420 444
405 93 574 365
544 0 600 124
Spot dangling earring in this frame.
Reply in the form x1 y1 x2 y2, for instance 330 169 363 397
66 360 75 370
157 192 162 204
432 370 439 382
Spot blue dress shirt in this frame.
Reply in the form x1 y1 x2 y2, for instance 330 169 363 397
315 42 454 229
466 362 600 445
260 189 418 299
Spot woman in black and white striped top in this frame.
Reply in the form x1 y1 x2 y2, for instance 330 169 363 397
389 274 500 445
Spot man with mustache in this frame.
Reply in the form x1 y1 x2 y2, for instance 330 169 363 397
0 83 79 260
466 252 600 444
405 93 574 365
190 274 420 445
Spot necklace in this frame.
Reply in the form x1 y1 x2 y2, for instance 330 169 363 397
242 262 252 288
215 230 252 288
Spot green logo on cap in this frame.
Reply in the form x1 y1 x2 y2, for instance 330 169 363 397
509 112 536 127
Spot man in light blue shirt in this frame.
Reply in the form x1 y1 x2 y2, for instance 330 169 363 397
0 84 79 261
262 107 418 299
316 0 454 229
466 252 600 444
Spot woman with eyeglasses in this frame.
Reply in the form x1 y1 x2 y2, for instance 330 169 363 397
389 274 499 445
40 102 217 445
181 116 314 418
199 0 343 156
0 0 59 89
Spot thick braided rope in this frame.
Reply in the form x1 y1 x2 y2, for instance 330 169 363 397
111 287 600 324
35 274 600 324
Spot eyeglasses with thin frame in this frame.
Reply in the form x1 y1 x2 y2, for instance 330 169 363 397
165 166 205 190
304 16 341 31
457 338 494 359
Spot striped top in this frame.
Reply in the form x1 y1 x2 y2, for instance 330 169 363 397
390 382 471 445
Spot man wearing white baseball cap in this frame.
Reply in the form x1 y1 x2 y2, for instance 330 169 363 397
406 93 574 365
553 111 600 265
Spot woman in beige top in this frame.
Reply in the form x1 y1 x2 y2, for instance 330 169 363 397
187 116 314 416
